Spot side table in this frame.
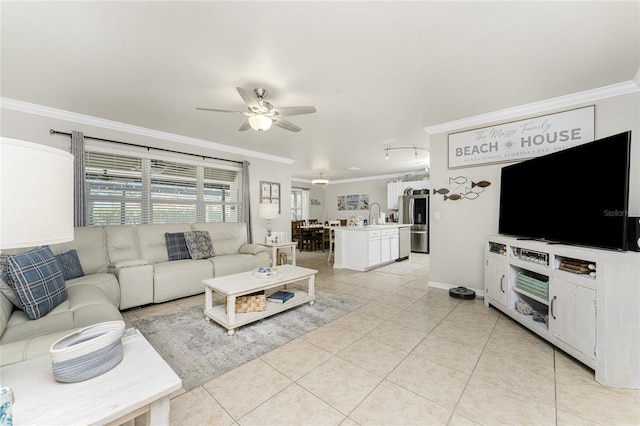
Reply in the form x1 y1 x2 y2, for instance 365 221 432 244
259 241 297 266
0 329 181 425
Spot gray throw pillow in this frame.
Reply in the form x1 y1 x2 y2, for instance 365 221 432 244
0 255 24 310
55 249 85 281
183 231 215 260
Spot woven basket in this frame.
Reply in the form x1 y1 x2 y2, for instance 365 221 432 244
49 321 125 383
226 291 266 313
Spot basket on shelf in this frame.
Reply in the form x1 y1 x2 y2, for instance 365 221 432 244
226 291 266 313
49 320 125 383
516 271 549 300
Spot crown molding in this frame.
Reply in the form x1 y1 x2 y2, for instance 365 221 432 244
0 97 295 165
424 78 640 136
293 172 429 185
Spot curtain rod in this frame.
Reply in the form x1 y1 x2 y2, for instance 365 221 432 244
50 129 244 165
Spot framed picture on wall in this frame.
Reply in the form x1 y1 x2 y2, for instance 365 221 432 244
261 182 271 198
260 181 281 213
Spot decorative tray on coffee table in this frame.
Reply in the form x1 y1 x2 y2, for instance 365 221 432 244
253 267 278 278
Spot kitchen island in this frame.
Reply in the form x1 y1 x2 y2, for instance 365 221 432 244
333 224 412 271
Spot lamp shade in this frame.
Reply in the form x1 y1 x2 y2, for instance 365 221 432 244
259 202 279 219
248 115 273 132
0 138 74 249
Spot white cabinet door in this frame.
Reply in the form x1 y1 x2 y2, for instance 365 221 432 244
368 236 382 266
485 257 508 307
549 278 596 360
381 235 391 262
390 234 399 260
387 182 398 210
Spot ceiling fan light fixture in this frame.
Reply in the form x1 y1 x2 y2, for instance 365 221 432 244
248 114 272 132
312 173 329 186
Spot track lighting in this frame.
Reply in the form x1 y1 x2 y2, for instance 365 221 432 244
384 144 428 160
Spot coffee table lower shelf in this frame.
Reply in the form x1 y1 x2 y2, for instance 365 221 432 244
204 290 314 335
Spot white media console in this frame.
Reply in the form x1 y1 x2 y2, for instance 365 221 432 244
484 235 640 389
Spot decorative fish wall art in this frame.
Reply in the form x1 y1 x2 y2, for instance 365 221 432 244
432 176 491 201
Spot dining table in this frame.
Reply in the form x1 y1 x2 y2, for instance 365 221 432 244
299 224 325 251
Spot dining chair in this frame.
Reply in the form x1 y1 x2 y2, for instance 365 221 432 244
326 220 340 261
292 220 313 251
291 220 304 250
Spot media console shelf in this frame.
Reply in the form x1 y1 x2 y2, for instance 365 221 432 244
484 235 640 389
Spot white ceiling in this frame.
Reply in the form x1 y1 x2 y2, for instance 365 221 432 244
2 1 639 182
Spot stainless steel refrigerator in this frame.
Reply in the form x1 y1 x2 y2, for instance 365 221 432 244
398 190 429 253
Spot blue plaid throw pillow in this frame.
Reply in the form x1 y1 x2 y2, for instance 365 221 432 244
165 232 191 261
7 246 68 320
55 250 85 281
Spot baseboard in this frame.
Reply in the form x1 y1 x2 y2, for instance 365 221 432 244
428 281 485 299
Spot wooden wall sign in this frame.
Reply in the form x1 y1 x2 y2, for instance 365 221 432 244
448 106 595 168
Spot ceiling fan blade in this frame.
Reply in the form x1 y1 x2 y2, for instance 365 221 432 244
238 120 251 131
236 87 261 110
273 106 317 117
272 117 302 132
196 107 244 114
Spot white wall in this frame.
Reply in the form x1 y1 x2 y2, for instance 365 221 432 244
429 92 640 293
294 177 390 224
0 108 294 243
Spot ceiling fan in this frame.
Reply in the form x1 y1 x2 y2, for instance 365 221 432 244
196 87 316 132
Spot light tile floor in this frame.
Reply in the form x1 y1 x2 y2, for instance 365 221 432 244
122 251 640 426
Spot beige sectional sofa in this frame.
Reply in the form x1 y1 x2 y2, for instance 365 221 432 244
0 222 269 366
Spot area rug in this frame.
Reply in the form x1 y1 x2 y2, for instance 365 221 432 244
373 262 423 275
132 291 362 390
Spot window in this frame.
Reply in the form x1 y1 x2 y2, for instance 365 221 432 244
291 188 309 220
85 152 143 225
85 151 242 226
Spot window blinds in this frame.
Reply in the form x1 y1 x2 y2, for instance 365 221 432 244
84 151 242 226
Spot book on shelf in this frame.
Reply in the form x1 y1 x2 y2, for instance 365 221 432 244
267 291 294 303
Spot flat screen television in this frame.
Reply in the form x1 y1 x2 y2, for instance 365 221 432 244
498 131 632 251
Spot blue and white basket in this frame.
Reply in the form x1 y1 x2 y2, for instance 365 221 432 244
49 321 125 383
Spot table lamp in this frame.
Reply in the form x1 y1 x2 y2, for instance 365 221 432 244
258 203 279 237
0 138 74 249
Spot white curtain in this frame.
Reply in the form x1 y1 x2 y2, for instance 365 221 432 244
71 131 87 227
302 189 310 220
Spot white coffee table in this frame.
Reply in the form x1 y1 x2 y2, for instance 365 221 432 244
203 264 317 335
0 329 181 425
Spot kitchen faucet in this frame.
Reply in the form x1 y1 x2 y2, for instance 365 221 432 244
369 202 381 225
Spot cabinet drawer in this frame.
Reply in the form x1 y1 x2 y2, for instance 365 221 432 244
368 230 381 237
381 229 398 236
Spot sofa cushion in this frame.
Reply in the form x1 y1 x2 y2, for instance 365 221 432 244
55 250 85 281
184 231 215 259
210 253 260 277
191 222 248 255
0 292 14 339
65 273 121 308
7 246 68 320
152 259 213 303
104 225 139 265
49 227 109 275
136 223 192 264
165 232 191 261
0 284 122 365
